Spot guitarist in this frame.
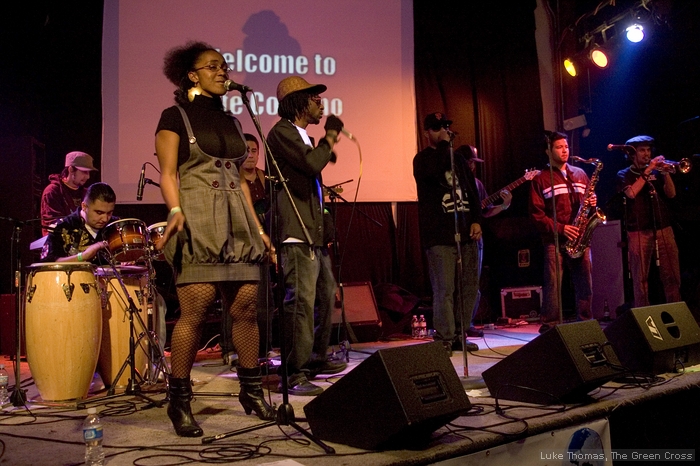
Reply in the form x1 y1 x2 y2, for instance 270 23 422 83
455 145 512 338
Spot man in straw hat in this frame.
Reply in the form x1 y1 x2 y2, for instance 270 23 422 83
40 151 98 235
266 76 347 396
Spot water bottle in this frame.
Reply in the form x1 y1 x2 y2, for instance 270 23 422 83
0 364 9 405
83 407 104 466
411 315 419 339
419 315 427 338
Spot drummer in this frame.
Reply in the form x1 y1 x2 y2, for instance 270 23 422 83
41 182 116 265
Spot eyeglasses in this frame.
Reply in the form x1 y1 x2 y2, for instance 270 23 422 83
192 63 230 73
310 95 322 105
429 124 449 132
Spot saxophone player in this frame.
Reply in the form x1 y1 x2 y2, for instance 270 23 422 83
616 135 681 308
529 131 595 334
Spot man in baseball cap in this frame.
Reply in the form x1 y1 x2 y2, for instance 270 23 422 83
40 151 98 235
414 112 483 355
266 76 347 396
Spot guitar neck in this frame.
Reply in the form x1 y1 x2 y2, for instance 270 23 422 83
481 176 529 209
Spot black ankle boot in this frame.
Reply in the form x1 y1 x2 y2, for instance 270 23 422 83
237 366 275 420
167 377 203 437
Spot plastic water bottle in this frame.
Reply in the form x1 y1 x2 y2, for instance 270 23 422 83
411 315 419 339
419 315 427 338
83 407 104 465
0 364 9 405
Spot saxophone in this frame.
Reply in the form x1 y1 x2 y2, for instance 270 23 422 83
564 156 607 258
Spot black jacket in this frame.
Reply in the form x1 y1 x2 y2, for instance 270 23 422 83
266 119 335 246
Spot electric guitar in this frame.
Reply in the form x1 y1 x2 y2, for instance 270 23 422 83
481 169 540 209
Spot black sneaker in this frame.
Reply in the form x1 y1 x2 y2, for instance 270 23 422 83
307 360 348 380
442 340 453 357
467 326 484 338
282 374 323 396
464 342 479 352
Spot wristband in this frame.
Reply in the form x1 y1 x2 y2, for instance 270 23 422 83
502 203 509 210
77 252 83 262
168 206 182 219
258 226 265 235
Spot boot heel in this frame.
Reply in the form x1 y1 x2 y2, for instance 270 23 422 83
167 377 203 437
238 367 275 420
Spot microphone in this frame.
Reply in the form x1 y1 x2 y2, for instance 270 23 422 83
340 128 355 141
607 144 637 154
224 79 252 93
136 163 146 201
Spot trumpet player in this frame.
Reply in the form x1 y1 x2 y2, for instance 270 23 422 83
616 135 681 308
529 131 594 334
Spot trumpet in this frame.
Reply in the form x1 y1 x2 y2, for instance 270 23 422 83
654 157 692 174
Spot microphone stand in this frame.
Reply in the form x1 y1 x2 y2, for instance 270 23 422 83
202 90 334 454
547 163 564 326
444 137 481 388
0 216 40 406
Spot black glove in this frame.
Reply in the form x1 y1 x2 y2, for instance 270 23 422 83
324 114 344 133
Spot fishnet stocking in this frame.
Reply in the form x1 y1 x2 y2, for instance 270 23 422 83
170 283 216 378
220 282 259 369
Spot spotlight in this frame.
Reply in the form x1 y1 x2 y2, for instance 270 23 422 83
589 47 609 69
626 24 644 43
564 58 578 77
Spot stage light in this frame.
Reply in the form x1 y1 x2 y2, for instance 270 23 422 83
564 58 577 77
626 24 644 43
589 47 609 69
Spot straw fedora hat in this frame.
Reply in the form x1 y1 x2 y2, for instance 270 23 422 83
276 76 327 101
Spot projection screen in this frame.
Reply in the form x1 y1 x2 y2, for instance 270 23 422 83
102 0 416 204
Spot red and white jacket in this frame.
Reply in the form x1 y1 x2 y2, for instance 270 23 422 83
528 164 590 245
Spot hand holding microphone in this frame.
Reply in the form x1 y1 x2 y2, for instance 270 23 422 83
324 114 355 142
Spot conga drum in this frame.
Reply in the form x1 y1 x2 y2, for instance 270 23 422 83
25 262 101 401
102 219 148 262
96 265 149 388
146 222 168 261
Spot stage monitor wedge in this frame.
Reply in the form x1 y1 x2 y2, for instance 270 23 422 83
603 301 700 375
303 341 471 450
483 320 621 405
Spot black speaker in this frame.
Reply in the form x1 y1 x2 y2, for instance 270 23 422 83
603 302 700 375
482 320 621 404
331 282 382 343
303 341 471 449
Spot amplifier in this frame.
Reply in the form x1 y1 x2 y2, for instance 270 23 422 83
501 286 542 321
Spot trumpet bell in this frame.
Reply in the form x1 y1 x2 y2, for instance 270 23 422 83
678 158 692 174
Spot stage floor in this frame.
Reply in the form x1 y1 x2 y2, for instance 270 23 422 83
1 322 699 465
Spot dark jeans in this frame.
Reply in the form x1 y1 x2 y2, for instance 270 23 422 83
425 242 480 342
541 244 593 325
280 244 336 379
627 226 681 307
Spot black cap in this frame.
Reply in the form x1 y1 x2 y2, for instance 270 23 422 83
424 112 453 131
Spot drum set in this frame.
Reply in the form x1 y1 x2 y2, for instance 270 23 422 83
25 219 170 402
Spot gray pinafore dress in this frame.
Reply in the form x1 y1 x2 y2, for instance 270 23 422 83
164 106 265 284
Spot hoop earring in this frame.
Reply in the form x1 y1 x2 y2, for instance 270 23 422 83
187 82 202 102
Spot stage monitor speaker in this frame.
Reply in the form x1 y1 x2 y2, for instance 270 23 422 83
331 282 382 343
603 302 700 375
303 341 471 450
482 320 621 405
